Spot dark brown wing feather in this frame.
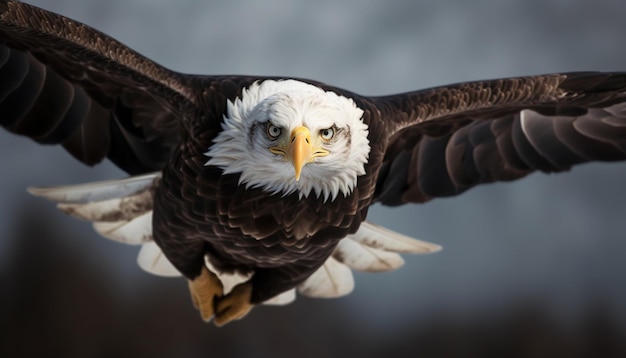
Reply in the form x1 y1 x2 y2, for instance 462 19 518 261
0 0 195 173
372 72 626 205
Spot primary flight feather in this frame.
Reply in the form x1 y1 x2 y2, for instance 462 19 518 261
2 0 626 325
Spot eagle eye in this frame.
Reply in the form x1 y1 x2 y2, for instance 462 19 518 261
266 123 282 139
320 127 335 141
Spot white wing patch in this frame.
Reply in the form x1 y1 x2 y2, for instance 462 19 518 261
348 221 443 254
91 211 153 244
296 221 441 298
28 173 442 304
333 238 405 272
298 256 355 298
137 241 180 277
28 173 176 274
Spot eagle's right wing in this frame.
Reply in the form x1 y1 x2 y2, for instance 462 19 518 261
0 0 195 174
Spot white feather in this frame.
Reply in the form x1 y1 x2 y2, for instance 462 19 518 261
297 256 354 298
92 211 153 245
333 237 405 272
56 190 151 222
204 257 252 295
27 172 160 203
137 241 181 277
351 221 442 254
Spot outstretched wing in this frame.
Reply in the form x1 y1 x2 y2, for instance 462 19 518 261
372 72 626 205
0 0 197 174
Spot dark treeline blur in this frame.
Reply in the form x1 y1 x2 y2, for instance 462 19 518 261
2 204 625 358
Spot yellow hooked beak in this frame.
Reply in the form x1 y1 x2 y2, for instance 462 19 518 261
270 126 329 181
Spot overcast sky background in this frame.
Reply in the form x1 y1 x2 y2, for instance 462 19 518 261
2 1 626 357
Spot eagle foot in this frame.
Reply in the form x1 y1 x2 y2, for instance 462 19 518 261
213 281 253 326
188 266 223 322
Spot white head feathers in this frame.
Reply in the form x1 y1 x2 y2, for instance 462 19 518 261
205 79 370 201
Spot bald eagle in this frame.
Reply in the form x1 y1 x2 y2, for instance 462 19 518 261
2 0 626 325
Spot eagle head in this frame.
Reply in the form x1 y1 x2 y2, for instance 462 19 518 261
205 79 370 201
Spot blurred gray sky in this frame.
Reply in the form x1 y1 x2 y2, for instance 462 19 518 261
2 0 626 351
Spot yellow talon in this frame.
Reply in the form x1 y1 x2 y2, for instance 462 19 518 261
213 282 254 326
187 266 223 322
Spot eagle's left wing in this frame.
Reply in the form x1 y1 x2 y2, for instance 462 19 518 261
372 72 626 205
